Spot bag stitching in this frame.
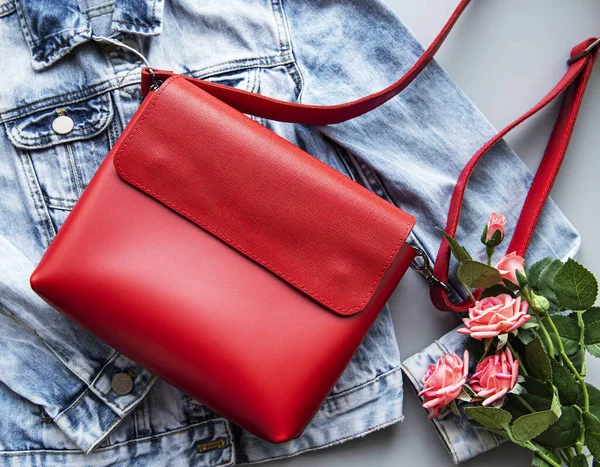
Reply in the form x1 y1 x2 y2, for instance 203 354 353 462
113 76 411 315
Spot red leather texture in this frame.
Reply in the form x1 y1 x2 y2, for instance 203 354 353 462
29 78 416 442
141 35 598 313
114 76 414 316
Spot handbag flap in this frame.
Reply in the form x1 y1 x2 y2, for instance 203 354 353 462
113 76 415 316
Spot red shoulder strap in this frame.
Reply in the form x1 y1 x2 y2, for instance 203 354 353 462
139 0 598 312
140 0 473 123
430 38 598 312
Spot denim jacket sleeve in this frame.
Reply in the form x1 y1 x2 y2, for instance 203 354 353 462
401 328 505 464
0 235 156 453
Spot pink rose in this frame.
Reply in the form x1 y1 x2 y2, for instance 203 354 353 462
419 351 469 419
486 212 506 242
457 294 530 340
495 251 526 285
470 347 520 406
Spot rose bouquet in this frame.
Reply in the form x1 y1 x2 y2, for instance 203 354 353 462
421 213 600 467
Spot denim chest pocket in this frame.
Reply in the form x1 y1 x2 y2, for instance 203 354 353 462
4 92 116 233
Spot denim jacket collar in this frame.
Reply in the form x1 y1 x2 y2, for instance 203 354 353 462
15 0 164 71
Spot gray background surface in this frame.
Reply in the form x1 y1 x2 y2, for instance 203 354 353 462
269 1 600 466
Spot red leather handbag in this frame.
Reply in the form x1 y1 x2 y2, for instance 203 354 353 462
29 0 598 443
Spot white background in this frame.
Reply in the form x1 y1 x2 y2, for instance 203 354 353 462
269 1 600 466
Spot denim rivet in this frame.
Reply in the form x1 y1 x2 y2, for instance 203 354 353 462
51 114 74 135
111 372 134 395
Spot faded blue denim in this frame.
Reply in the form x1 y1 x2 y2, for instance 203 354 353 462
0 0 580 465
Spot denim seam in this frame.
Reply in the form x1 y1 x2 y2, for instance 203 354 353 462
65 143 84 197
44 202 72 211
86 9 114 21
275 0 305 102
112 0 158 31
81 1 115 15
0 0 15 17
16 150 56 244
0 56 294 122
53 350 120 422
0 418 233 458
222 419 236 466
36 30 92 63
326 365 402 402
32 27 90 46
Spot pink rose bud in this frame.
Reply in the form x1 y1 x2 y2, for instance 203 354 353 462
419 350 469 419
495 251 526 285
457 294 531 340
486 212 506 242
470 347 520 406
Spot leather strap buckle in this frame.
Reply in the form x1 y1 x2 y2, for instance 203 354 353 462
567 37 600 65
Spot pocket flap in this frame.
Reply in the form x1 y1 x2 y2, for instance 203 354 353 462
113 76 415 316
5 93 113 150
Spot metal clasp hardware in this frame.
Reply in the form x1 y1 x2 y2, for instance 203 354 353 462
410 247 450 292
567 37 600 65
147 68 163 91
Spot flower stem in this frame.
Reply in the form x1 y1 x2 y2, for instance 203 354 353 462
534 311 555 357
506 340 528 376
513 394 535 413
577 311 587 378
460 279 477 304
544 316 589 412
531 448 561 467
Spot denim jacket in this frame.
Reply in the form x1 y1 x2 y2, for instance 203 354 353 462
0 0 581 465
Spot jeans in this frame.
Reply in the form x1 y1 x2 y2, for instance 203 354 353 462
0 0 581 465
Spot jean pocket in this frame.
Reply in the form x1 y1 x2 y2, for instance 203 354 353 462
4 92 116 233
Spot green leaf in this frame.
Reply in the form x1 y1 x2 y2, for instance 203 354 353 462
550 359 580 406
583 412 600 461
523 376 554 399
467 419 509 437
525 338 553 382
504 278 522 291
517 328 536 346
535 406 582 448
554 258 599 311
513 409 561 443
537 259 565 307
570 454 589 467
479 284 517 299
543 314 582 356
584 307 600 327
458 260 503 289
464 406 512 431
436 228 472 263
513 387 561 443
529 257 554 290
585 321 600 358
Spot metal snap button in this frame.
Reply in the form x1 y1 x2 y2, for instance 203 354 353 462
111 372 134 395
51 110 74 135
